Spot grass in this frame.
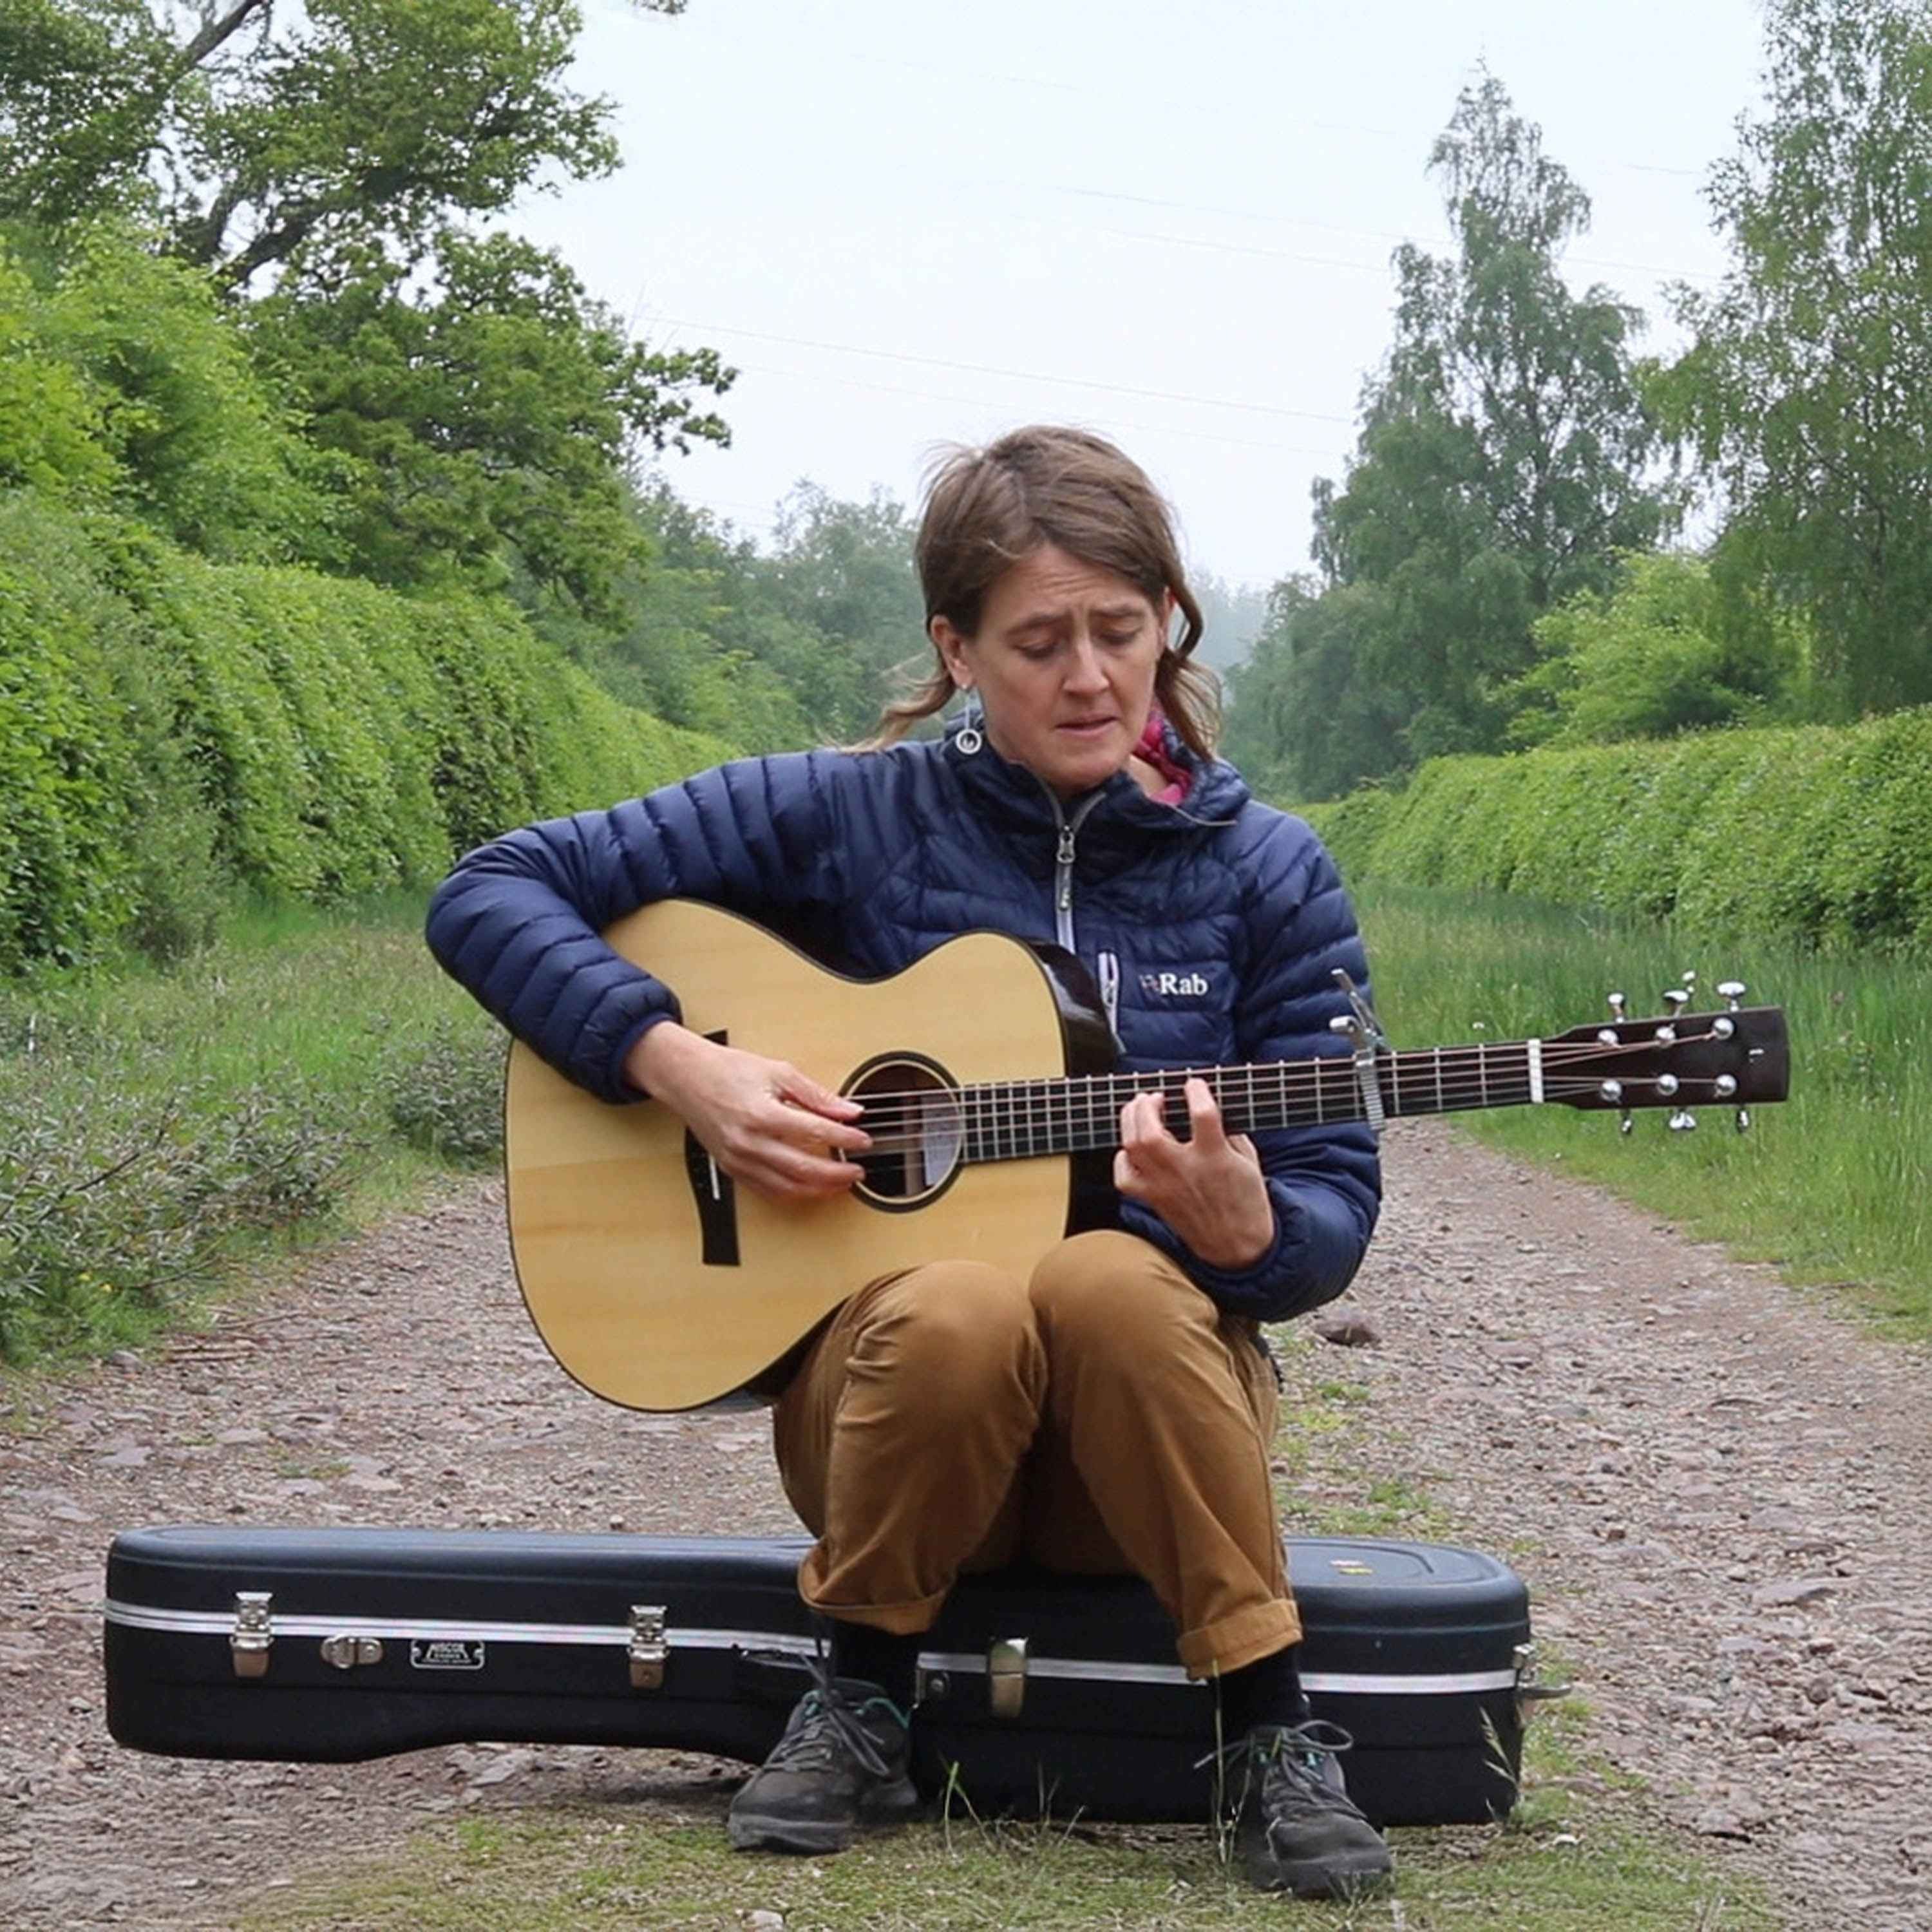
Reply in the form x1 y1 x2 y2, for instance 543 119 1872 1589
1354 884 1932 1340
232 1358 1775 1932
0 891 502 1368
238 1792 1778 1932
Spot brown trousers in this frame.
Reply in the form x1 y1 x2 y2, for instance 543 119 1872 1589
772 1229 1300 1679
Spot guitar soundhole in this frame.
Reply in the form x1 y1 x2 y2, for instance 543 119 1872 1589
845 1056 963 1210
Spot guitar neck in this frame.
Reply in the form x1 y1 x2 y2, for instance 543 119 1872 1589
959 1041 1545 1162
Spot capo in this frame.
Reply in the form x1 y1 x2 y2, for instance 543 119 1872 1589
1329 969 1390 1137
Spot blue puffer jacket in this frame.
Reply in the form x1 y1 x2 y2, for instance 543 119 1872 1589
426 725 1381 1322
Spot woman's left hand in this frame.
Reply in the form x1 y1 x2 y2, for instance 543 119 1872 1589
1114 1077 1275 1269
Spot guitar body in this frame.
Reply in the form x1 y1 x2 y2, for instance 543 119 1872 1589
505 900 1117 1412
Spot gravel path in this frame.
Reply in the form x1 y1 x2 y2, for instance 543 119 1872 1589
3 1124 1929 1929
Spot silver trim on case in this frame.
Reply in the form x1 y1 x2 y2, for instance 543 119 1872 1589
104 1600 1518 1696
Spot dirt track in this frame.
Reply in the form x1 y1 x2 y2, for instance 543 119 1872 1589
3 1121 1929 1929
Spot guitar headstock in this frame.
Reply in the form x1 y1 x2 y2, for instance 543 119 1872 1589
1546 980 1788 1132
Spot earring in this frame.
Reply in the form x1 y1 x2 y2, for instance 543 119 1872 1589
954 690 983 756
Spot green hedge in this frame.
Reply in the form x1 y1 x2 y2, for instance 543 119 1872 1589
1300 711 1932 951
0 489 734 972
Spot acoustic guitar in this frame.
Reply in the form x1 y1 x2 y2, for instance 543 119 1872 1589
504 899 1789 1412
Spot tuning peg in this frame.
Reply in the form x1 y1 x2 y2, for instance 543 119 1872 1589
1681 971 1698 992
1658 989 1689 1041
1607 991 1627 1021
1618 1110 1635 1136
1668 1108 1698 1132
1734 1108 1752 1134
1718 980 1747 1012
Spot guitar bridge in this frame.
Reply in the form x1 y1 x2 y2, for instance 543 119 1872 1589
683 1130 740 1267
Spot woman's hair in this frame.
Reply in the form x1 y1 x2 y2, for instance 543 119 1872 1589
866 425 1221 759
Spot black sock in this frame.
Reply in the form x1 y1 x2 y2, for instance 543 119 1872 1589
1218 1644 1312 1740
828 1618 921 1711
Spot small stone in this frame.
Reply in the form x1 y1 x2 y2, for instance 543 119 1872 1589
1693 1806 1763 1839
1314 1309 1381 1348
745 1914 786 1931
1750 1578 1837 1610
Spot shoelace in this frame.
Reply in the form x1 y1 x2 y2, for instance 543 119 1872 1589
766 1665 905 1782
1195 1716 1358 1779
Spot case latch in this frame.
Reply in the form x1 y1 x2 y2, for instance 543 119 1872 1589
629 1604 668 1689
319 1634 385 1671
987 1636 1028 1719
230 1591 274 1680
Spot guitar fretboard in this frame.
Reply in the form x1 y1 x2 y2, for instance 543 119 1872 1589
955 1044 1545 1164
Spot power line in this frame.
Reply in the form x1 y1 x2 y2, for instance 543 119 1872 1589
1045 181 1724 285
710 353 1354 461
645 317 1356 427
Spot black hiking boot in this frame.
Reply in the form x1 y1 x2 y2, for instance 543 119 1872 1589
1221 1720 1394 1900
726 1675 920 1854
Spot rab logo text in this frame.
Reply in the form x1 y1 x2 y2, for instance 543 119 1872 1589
1139 971 1210 998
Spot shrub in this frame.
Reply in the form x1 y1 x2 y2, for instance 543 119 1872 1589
1293 707 1932 951
381 1016 506 1167
0 1063 354 1361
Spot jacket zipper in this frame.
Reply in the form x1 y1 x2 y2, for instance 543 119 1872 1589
1049 791 1104 952
1097 950 1121 1037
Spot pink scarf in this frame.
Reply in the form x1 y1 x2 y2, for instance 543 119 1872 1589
1133 710 1192 805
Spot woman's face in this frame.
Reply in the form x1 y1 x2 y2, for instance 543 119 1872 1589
931 545 1171 799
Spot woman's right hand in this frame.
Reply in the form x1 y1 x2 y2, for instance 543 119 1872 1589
623 1022 867 1202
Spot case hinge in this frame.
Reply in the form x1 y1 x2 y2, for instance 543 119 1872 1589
1514 1639 1568 1705
230 1591 274 1679
629 1604 668 1690
319 1634 385 1671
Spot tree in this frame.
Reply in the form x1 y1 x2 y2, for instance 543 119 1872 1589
1222 578 1405 802
1235 75 1675 796
1660 0 1932 715
1189 572 1269 672
0 0 678 291
3 2 735 609
0 221 331 556
764 484 927 737
254 230 730 612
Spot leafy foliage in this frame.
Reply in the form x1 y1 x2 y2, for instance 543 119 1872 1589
556 480 929 751
18 222 337 559
255 230 730 614
1661 0 1932 716
380 1016 506 1168
1504 554 1802 746
0 1059 354 1362
1302 707 1932 951
0 0 679 289
0 488 732 973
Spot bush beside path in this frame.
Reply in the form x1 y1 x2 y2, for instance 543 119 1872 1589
1 1130 1928 1928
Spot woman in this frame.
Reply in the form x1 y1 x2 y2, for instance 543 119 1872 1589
426 426 1393 1900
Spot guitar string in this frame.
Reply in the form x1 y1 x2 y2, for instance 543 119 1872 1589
838 1070 1743 1157
835 1063 1736 1137
831 1034 1739 1133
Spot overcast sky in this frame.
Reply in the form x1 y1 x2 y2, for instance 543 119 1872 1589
516 0 1769 594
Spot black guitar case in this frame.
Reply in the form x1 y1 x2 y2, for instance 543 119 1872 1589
104 1526 1534 1828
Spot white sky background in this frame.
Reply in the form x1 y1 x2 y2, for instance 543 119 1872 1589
515 0 1769 597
